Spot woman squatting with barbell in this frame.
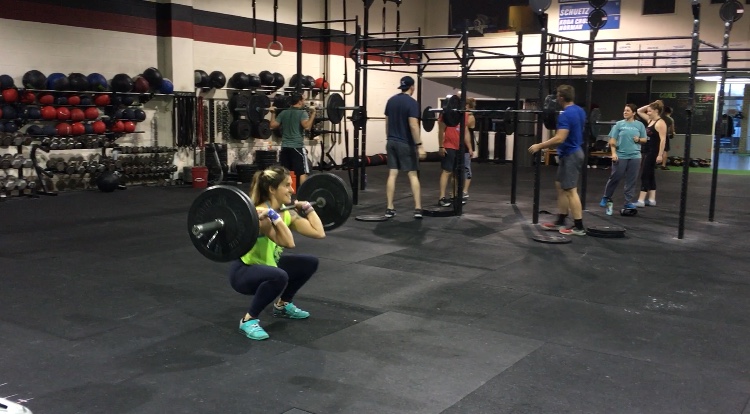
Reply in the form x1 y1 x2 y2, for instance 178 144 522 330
228 165 326 341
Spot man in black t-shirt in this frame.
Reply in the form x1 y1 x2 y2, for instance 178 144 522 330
383 76 426 219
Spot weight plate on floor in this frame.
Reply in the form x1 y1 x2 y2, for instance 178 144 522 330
296 172 353 231
587 225 626 238
422 208 456 217
531 234 572 244
187 185 260 262
354 214 389 222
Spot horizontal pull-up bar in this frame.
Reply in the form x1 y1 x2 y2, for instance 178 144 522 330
301 18 357 25
301 33 358 40
549 35 694 45
368 30 421 36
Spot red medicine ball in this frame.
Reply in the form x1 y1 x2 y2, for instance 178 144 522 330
92 120 106 134
38 93 55 105
71 122 85 135
133 75 150 93
94 94 110 106
20 92 36 104
123 121 136 133
110 120 125 133
41 106 57 120
56 107 70 121
69 108 85 122
56 123 72 136
2 88 19 103
84 107 99 120
314 78 329 90
67 95 81 106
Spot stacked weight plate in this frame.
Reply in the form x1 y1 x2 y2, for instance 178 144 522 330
206 143 229 181
235 163 258 183
254 150 278 170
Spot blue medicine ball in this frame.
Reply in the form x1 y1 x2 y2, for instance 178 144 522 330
27 125 43 136
0 74 15 90
27 106 42 119
159 78 174 94
5 121 18 133
47 73 70 91
87 73 109 92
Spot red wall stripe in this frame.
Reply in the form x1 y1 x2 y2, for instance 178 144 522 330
0 0 405 63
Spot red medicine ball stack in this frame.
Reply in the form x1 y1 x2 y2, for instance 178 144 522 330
56 123 72 136
92 120 106 134
41 106 57 120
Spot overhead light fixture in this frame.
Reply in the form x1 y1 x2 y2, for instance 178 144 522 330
696 75 750 83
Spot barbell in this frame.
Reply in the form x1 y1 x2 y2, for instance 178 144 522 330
187 172 353 262
421 94 562 134
421 94 611 138
271 93 367 128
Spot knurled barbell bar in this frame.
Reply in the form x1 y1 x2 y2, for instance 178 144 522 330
187 172 353 262
247 93 367 129
421 94 561 133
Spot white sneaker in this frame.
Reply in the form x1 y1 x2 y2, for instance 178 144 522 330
646 199 656 206
634 200 645 208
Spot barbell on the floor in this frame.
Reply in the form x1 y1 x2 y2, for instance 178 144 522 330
187 172 353 262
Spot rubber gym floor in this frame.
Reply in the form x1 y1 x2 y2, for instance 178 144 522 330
2 161 749 414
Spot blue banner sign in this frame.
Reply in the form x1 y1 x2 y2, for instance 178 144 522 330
559 1 621 32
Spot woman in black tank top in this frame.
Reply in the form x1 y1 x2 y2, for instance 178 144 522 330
635 101 668 206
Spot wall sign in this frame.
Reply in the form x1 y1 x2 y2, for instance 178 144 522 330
558 1 621 32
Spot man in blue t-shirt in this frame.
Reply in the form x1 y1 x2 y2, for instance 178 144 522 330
528 84 587 236
383 76 426 219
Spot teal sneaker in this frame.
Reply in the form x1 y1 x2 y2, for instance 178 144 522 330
238 318 269 340
273 302 310 319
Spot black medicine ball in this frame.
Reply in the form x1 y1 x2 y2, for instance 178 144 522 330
23 70 47 89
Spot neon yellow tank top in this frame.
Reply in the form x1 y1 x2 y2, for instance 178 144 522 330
240 209 292 266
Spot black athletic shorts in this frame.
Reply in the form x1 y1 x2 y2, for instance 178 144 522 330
279 147 310 177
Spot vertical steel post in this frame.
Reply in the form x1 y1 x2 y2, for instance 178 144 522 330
709 20 734 222
580 29 597 208
352 24 362 205
678 2 701 239
532 13 549 225
510 32 523 205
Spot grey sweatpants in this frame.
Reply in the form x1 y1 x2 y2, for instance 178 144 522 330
603 158 641 205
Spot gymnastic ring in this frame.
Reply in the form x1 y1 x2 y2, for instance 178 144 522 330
341 82 354 96
267 41 283 57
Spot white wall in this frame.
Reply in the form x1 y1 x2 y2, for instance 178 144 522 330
0 0 433 179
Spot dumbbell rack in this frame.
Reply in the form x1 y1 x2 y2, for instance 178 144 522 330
113 146 179 186
0 140 39 201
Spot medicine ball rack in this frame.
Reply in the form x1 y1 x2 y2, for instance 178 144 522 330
0 87 181 199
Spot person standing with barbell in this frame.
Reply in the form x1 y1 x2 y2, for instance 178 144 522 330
384 76 426 219
437 97 475 207
269 93 317 187
229 165 325 341
528 85 588 236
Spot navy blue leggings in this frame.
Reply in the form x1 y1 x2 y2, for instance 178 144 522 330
229 254 319 318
